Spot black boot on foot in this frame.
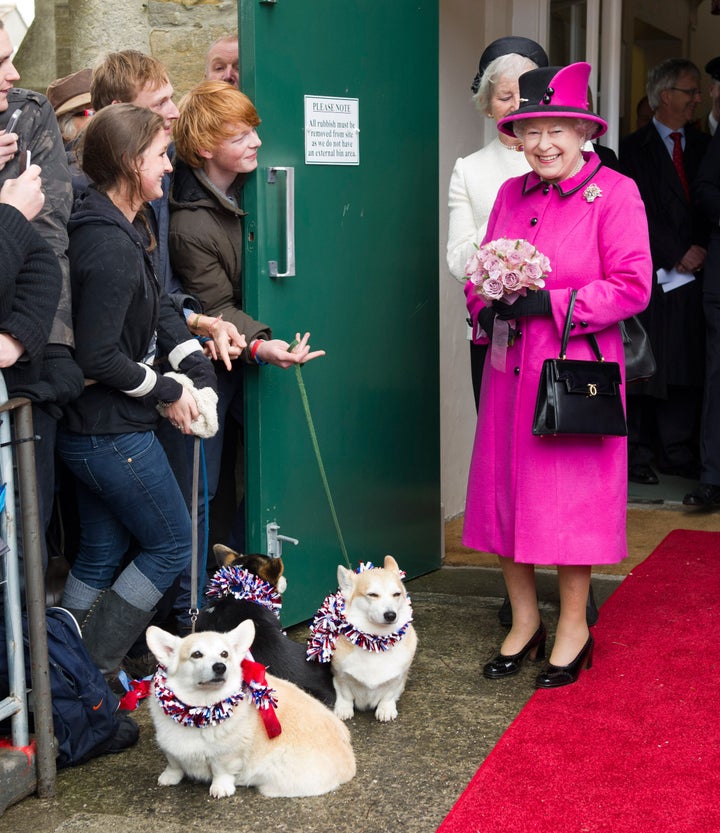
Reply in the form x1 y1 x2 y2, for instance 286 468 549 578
81 590 156 676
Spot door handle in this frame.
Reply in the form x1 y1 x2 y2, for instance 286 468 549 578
266 521 299 558
267 166 295 277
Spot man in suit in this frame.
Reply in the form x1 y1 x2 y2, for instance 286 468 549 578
619 58 710 485
700 57 720 136
684 115 720 507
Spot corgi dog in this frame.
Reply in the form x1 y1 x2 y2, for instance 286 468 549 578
308 555 417 722
145 620 355 798
195 546 335 707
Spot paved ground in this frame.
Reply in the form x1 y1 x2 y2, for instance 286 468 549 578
1 566 621 833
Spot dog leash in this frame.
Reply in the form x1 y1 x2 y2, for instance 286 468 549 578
189 436 210 632
289 340 352 570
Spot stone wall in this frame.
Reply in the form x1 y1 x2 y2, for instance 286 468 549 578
15 0 238 97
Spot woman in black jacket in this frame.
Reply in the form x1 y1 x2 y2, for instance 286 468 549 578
0 166 61 398
57 104 216 680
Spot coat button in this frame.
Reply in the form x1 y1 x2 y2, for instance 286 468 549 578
543 185 550 195
514 366 520 375
530 217 538 225
580 320 589 328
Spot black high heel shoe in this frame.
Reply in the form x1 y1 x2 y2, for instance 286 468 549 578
535 634 594 689
483 623 547 679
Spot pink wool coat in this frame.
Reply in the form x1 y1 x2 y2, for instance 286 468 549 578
462 153 652 565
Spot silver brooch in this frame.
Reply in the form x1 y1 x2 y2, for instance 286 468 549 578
583 184 602 203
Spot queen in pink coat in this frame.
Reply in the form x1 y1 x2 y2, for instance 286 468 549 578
463 62 652 689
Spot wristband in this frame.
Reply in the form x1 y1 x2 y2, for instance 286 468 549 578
250 339 267 366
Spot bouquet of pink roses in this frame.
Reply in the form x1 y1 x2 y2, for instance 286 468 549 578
465 237 551 304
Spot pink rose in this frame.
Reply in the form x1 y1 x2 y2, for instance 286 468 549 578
464 250 482 277
480 277 504 300
481 254 504 275
468 271 483 286
522 260 543 282
502 270 522 291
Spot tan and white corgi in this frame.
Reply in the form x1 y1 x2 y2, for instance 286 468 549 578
146 620 355 798
308 556 417 722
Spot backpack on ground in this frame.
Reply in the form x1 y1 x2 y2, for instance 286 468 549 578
0 606 138 768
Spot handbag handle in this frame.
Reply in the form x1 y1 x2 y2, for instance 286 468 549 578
559 289 604 361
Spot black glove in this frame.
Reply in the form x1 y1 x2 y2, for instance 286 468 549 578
492 289 551 320
178 351 217 393
40 345 86 405
476 308 496 339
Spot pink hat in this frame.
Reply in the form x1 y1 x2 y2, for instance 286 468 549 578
497 62 607 138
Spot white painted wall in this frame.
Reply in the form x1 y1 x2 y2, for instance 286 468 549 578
438 0 546 520
438 1 487 521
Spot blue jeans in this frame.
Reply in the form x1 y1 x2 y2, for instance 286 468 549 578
56 429 191 597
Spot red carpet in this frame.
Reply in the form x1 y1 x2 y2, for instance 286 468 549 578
438 530 720 833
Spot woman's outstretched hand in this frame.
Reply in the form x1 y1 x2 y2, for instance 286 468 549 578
253 332 325 368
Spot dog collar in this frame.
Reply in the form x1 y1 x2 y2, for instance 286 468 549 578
153 658 282 738
306 588 413 663
205 565 282 617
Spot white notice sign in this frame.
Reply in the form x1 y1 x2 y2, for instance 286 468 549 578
304 95 359 165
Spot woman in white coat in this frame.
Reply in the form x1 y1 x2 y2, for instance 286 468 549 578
447 36 548 406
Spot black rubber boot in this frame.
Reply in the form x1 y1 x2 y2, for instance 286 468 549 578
81 590 156 676
60 607 90 630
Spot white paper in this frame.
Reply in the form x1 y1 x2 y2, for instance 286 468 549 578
656 267 695 293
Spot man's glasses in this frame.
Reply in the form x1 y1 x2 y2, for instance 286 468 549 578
669 87 701 97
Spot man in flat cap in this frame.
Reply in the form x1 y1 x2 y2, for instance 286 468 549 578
702 57 720 135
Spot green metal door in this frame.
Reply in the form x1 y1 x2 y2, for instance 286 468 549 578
240 0 440 625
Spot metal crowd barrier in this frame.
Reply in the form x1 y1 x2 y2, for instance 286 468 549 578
0 375 55 813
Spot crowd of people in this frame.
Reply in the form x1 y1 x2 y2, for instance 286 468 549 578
448 38 720 689
0 27 324 685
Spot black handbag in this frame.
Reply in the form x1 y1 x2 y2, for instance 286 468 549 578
619 315 656 383
532 290 628 437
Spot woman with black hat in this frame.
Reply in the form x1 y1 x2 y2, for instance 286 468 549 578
462 62 652 688
447 36 549 406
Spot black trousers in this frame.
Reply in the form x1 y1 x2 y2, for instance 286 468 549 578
627 387 702 471
700 292 720 485
470 342 487 412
